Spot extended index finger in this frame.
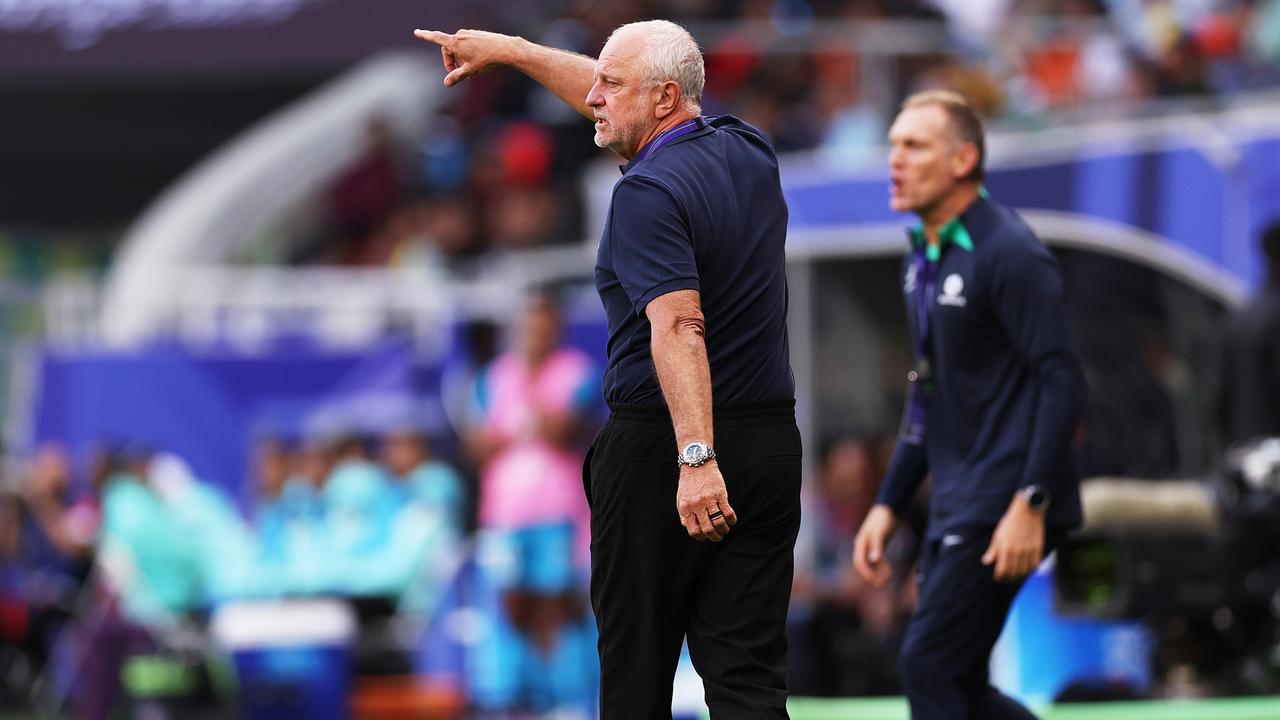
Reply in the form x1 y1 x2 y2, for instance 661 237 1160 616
413 29 453 47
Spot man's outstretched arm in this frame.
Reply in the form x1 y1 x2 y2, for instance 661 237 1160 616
414 29 597 121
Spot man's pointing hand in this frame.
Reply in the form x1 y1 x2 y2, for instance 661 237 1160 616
413 29 518 87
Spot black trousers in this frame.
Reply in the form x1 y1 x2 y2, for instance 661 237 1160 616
900 526 1064 720
584 401 802 719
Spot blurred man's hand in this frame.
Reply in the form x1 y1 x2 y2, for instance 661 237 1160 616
982 494 1045 582
853 504 897 587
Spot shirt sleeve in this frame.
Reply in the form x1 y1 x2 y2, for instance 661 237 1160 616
874 253 931 515
607 175 700 314
875 436 928 516
988 238 1088 491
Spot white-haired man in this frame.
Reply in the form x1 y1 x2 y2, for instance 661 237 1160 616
417 20 799 719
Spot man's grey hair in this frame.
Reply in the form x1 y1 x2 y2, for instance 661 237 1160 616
609 20 705 113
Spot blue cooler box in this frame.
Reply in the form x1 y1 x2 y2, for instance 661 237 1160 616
212 599 357 720
992 560 1153 708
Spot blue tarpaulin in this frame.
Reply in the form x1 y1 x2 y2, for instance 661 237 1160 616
30 338 442 504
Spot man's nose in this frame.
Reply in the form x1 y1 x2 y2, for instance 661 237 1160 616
586 82 604 108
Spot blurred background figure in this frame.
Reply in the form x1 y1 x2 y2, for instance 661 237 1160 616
319 116 408 266
85 446 204 720
321 434 406 600
790 436 919 698
0 444 95 709
466 289 600 717
95 447 200 627
382 428 465 547
253 437 336 598
147 452 260 606
381 428 466 614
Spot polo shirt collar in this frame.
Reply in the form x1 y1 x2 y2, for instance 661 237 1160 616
907 187 986 261
619 119 713 175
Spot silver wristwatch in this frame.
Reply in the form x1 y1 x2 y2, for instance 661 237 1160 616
677 442 717 468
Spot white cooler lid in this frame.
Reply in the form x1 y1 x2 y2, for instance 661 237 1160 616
211 598 357 649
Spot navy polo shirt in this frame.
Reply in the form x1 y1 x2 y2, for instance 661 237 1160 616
875 195 1087 537
594 115 794 406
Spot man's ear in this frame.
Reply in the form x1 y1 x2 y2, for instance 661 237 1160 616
952 142 979 180
653 80 682 119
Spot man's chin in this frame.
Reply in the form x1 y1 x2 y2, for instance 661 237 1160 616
595 134 629 157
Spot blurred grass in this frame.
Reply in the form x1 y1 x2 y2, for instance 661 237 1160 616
786 696 1280 720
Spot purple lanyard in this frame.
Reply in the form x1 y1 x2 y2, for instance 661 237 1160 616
632 116 705 164
901 246 938 445
912 246 938 376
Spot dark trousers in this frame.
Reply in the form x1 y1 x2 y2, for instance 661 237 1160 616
900 526 1063 720
584 401 802 719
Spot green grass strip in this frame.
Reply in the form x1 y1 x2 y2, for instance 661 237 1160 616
784 696 1280 720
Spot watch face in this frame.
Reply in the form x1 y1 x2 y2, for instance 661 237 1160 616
683 443 708 464
1025 486 1050 511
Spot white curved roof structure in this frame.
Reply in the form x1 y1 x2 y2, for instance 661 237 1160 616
100 51 440 347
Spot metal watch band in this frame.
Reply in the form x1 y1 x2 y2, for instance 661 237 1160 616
677 443 717 467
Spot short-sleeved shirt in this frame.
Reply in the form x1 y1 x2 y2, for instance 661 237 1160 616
594 115 794 405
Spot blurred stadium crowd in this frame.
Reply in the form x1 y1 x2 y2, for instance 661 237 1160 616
295 0 1280 269
2 293 605 718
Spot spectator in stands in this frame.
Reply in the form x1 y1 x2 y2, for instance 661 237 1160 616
1155 32 1213 95
326 116 406 264
441 319 502 450
321 435 405 598
427 197 484 264
812 44 886 166
1218 220 1280 446
465 289 600 715
251 437 292 511
1248 0 1280 65
791 436 917 697
382 429 465 544
1 486 31 707
97 448 202 622
1 444 97 697
85 447 197 720
0 491 17 561
254 437 334 597
19 444 97 567
379 428 467 615
145 452 259 605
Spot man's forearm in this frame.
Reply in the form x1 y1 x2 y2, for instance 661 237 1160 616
507 37 597 121
651 323 714 450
